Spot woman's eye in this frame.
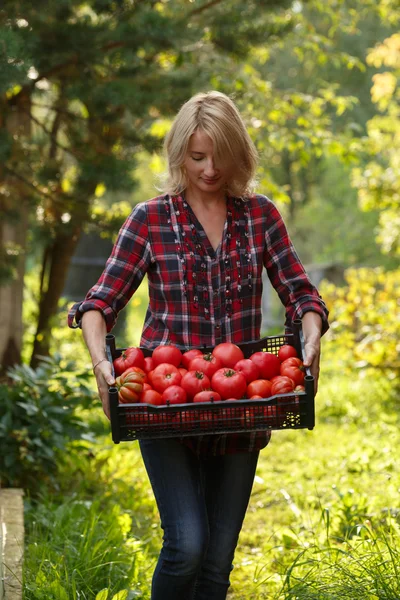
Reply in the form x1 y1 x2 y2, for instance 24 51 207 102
191 156 204 161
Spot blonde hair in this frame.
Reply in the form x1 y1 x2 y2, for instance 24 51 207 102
161 91 258 197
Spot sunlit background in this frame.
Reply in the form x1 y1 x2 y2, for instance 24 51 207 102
1 1 399 598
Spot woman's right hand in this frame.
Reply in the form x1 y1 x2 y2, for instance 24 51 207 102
93 360 116 419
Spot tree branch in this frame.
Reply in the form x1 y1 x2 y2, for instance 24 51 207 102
22 109 83 160
30 102 88 121
4 166 63 204
49 90 64 161
186 0 224 18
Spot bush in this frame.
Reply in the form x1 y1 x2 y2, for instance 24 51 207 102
0 355 97 492
320 267 400 376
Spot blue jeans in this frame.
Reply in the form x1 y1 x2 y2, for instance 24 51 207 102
139 437 259 600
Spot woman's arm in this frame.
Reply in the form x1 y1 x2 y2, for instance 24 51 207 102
301 311 322 394
82 310 115 419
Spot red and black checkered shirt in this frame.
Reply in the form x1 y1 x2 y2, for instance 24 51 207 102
68 193 329 456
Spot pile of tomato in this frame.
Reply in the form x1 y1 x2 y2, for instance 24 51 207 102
113 342 305 408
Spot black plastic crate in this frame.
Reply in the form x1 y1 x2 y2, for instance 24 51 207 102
106 319 315 443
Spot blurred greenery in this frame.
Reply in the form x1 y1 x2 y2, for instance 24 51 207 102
0 1 400 596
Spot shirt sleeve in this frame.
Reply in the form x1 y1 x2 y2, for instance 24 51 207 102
262 197 329 335
67 202 152 332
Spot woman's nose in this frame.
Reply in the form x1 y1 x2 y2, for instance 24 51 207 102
204 158 217 175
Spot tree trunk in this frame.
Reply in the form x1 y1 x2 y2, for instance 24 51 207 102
30 225 82 367
0 201 29 371
0 91 32 372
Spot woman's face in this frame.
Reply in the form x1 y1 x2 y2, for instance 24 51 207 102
183 129 233 197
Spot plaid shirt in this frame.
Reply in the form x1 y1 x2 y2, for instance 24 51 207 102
68 193 329 456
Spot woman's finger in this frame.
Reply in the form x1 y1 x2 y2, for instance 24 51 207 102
94 362 115 419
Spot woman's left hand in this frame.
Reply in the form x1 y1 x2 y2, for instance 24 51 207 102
301 312 323 395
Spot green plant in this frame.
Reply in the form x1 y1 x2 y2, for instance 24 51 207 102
24 493 152 600
320 267 400 376
282 518 400 599
0 355 96 491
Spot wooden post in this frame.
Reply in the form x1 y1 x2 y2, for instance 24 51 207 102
0 489 24 600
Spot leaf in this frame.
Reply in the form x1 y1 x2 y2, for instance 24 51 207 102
96 590 110 600
111 591 128 600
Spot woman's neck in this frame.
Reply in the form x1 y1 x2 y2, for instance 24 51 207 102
184 187 226 210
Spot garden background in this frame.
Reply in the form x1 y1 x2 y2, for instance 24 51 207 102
0 1 399 598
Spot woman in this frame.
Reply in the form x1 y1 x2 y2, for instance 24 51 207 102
68 91 329 600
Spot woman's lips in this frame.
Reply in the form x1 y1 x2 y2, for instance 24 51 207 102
202 177 220 184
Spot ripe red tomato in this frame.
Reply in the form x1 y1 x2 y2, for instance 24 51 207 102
271 376 295 395
193 390 222 403
218 406 240 429
113 347 145 376
247 379 273 399
281 357 303 368
147 370 154 387
211 368 247 400
234 359 260 383
181 349 202 369
116 371 144 403
181 370 211 400
212 342 244 368
294 384 305 392
178 367 188 377
139 382 152 399
189 353 223 379
172 410 195 431
249 351 281 380
120 366 147 384
151 363 182 393
280 363 305 386
152 344 182 368
162 385 187 405
240 406 255 428
278 344 298 362
239 404 271 428
141 389 163 405
199 409 220 430
143 356 154 373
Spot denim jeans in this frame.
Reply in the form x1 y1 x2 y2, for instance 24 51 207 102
139 437 259 600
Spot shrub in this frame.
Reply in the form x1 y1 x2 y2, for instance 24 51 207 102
320 267 400 376
0 355 97 492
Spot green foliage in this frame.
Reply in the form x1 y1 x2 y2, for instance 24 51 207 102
289 157 393 267
0 356 97 491
0 241 22 285
320 267 400 374
352 32 400 255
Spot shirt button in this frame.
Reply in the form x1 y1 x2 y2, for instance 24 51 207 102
215 323 220 330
